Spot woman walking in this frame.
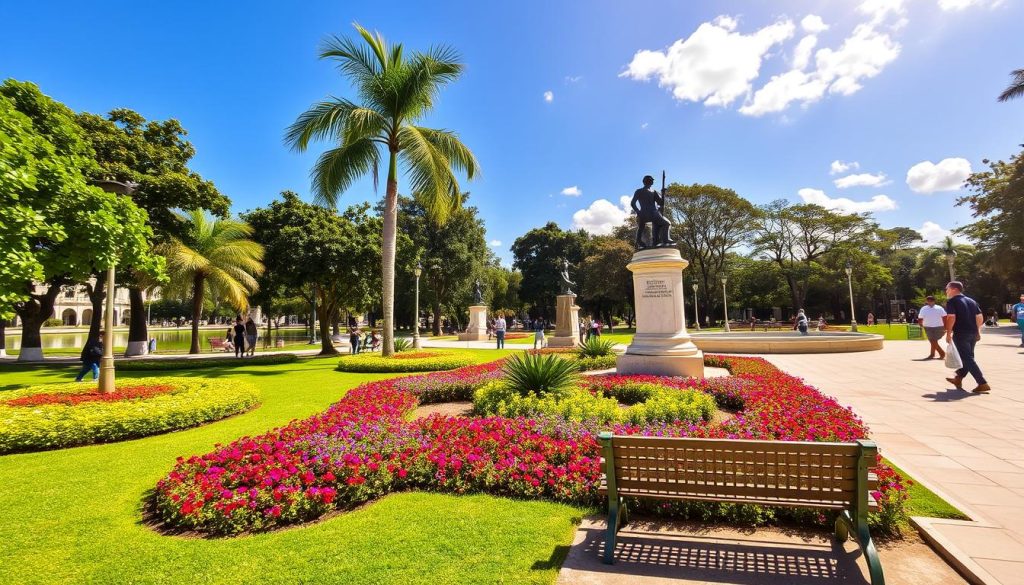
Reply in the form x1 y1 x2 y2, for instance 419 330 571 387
245 316 258 357
232 316 246 358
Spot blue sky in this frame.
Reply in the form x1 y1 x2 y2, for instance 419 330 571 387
3 0 1022 264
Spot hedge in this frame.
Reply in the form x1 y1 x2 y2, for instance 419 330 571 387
336 353 476 373
117 353 298 371
0 377 260 454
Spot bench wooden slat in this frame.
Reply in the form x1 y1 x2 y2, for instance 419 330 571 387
610 436 861 454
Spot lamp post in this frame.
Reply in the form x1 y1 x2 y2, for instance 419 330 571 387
845 262 858 332
413 261 423 349
691 283 701 331
721 275 731 333
90 180 137 393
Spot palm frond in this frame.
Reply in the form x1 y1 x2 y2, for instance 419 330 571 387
411 126 479 180
310 137 381 206
284 98 359 152
997 69 1024 102
398 125 461 222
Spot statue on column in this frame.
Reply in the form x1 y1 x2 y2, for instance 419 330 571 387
630 173 676 249
559 259 576 295
472 280 484 305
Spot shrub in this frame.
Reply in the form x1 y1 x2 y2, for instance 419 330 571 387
392 361 505 404
578 337 617 358
621 389 715 426
0 377 260 454
336 353 475 373
503 353 579 397
392 337 413 352
43 318 64 327
473 381 621 424
572 355 617 372
118 353 298 371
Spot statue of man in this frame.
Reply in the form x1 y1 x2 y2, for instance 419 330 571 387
630 175 675 249
559 259 576 295
473 280 483 305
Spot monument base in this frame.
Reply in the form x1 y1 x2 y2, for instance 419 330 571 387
552 293 581 348
616 352 705 378
548 336 578 348
458 304 489 341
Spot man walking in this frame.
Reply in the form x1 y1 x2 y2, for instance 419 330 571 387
917 295 947 360
494 314 506 349
944 281 990 393
75 331 104 382
1011 293 1024 347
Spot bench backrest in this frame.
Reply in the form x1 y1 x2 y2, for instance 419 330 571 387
599 434 876 510
209 337 225 346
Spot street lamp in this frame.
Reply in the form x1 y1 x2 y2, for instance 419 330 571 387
845 262 858 332
413 261 423 349
90 180 137 393
721 275 731 333
691 282 701 331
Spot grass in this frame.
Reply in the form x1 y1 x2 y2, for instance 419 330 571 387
885 459 970 521
0 347 588 584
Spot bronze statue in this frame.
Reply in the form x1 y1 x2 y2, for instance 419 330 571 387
472 280 483 305
559 259 576 295
630 173 675 249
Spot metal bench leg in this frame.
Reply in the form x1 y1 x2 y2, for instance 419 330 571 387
857 521 885 585
834 511 850 541
619 498 629 530
603 501 620 565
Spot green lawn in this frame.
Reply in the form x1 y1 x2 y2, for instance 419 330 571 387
0 348 585 584
886 459 969 521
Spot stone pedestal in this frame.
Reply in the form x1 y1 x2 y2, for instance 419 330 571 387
616 248 704 378
549 294 581 347
458 305 489 341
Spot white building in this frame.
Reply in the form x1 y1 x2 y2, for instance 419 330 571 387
7 280 143 328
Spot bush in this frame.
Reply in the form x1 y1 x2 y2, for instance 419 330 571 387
578 336 617 358
336 353 475 373
392 361 505 404
118 353 299 371
572 355 617 372
0 377 260 454
473 381 621 424
503 353 579 397
392 337 413 352
44 318 64 327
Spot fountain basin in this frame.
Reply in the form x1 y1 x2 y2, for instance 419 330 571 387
690 331 884 354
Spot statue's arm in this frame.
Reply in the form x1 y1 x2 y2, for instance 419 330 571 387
630 191 641 214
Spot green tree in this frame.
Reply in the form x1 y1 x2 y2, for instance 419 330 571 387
511 222 589 320
162 211 264 354
579 236 634 327
77 108 230 350
0 80 161 358
245 192 381 354
998 68 1024 102
285 24 478 356
920 235 972 282
958 150 1024 290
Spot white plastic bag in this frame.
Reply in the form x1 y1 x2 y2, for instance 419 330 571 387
945 341 962 370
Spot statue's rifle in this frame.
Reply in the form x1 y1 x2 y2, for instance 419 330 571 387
659 170 666 214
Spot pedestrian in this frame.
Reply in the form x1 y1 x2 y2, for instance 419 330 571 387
533 318 545 350
944 281 990 393
917 295 947 360
589 317 599 340
867 312 875 326
233 316 246 358
75 331 104 382
595 319 602 337
1012 293 1024 347
495 313 506 349
245 316 258 357
349 326 360 354
795 310 809 335
579 318 586 342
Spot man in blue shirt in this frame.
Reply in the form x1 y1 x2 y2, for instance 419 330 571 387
944 281 989 393
1011 293 1024 347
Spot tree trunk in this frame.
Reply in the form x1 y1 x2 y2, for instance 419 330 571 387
432 301 442 336
947 257 956 282
126 287 148 355
85 278 106 345
14 283 62 360
380 150 399 357
190 273 205 354
317 290 337 356
0 318 6 355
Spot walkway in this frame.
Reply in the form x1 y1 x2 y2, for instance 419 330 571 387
765 326 1024 585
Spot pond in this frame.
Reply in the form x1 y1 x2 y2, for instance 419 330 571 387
3 327 313 354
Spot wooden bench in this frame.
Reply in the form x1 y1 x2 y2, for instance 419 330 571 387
208 337 229 352
598 433 885 584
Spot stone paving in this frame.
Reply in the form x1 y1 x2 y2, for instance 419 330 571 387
765 326 1024 585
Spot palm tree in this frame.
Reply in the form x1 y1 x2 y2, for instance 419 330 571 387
285 24 478 356
163 210 265 354
998 69 1024 102
927 236 972 282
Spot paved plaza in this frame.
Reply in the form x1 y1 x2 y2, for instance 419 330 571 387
766 326 1024 585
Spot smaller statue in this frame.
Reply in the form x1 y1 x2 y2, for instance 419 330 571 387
559 259 576 295
472 280 484 305
630 173 676 249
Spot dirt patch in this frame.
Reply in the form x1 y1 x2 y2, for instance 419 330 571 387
412 401 473 419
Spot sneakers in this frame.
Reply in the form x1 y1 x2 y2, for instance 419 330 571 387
945 376 964 390
972 383 991 394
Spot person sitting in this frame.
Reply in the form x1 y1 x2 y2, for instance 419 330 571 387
817 316 828 331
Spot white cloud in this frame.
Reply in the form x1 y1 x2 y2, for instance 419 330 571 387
489 239 502 247
830 160 859 175
833 172 889 188
640 122 649 129
905 158 972 193
937 0 1003 11
917 221 970 244
543 90 554 103
858 0 907 25
560 185 582 197
815 24 901 96
565 75 583 83
792 35 819 70
798 187 897 213
801 14 830 34
571 197 631 235
622 15 795 108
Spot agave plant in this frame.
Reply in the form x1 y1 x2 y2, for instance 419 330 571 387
577 336 617 358
392 337 413 352
502 353 579 397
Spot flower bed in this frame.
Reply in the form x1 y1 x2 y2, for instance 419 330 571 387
154 355 906 535
118 353 298 371
336 353 476 373
0 378 260 454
